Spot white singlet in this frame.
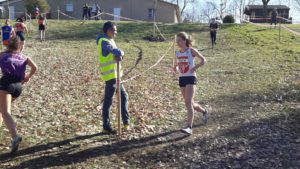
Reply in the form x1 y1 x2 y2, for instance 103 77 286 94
176 48 196 77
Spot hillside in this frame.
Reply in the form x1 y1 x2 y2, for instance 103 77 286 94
0 20 299 168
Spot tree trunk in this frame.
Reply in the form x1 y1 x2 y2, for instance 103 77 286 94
262 0 270 18
181 0 187 16
263 2 268 18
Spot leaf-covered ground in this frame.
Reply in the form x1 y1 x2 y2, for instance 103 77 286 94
0 20 299 169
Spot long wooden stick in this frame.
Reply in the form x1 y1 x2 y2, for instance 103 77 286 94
278 17 281 42
57 7 60 21
117 61 122 136
173 34 176 68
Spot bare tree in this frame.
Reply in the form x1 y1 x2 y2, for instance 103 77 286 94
248 0 258 4
262 0 271 17
166 0 196 16
295 0 300 12
226 0 237 16
241 0 248 21
236 0 247 22
201 1 216 22
222 0 260 22
206 0 228 19
184 6 198 22
220 0 228 18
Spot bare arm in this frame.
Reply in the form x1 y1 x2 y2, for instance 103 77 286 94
173 50 177 68
25 26 28 34
23 57 38 83
172 51 178 73
191 47 206 71
24 24 28 34
11 29 16 37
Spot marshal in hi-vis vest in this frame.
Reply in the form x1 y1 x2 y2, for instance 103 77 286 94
98 37 119 81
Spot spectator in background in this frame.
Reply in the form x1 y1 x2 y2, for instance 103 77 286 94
82 4 89 20
209 18 219 47
35 5 40 18
95 3 101 20
88 6 93 20
2 19 15 47
271 8 278 28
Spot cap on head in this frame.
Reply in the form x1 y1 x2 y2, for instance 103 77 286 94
16 18 23 22
103 21 116 34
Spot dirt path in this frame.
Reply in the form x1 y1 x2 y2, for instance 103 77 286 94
1 95 298 168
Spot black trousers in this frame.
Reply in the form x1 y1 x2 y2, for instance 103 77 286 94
102 79 129 129
271 18 277 25
210 31 217 45
82 13 88 20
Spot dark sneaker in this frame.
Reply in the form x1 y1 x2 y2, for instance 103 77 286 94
102 128 116 135
11 135 22 154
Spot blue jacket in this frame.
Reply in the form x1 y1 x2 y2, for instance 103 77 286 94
96 34 124 59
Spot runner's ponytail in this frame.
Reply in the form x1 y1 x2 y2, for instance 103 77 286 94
177 32 193 47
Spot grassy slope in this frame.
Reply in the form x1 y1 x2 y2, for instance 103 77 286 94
0 20 299 168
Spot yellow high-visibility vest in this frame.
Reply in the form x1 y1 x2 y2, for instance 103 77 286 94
97 37 117 81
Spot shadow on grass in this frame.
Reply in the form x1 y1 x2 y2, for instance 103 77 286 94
205 79 300 114
125 111 300 168
7 78 298 168
3 129 191 169
251 28 269 32
121 80 300 168
0 133 106 162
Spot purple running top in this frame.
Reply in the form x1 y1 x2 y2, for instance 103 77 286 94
0 52 27 80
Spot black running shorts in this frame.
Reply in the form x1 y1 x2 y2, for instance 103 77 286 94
0 76 23 98
179 76 197 88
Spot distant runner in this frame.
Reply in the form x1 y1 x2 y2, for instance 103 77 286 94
2 19 15 47
83 4 89 20
35 5 40 18
209 18 219 48
271 8 278 28
38 15 46 41
15 18 28 52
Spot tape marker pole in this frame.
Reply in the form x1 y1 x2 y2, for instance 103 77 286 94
279 17 282 42
117 61 122 136
173 34 176 68
29 13 32 33
57 7 60 21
